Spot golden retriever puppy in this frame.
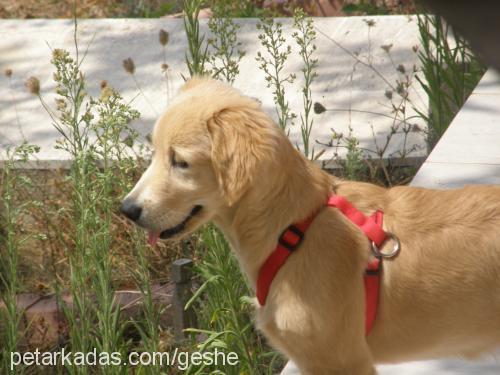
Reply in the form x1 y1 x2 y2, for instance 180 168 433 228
121 77 500 374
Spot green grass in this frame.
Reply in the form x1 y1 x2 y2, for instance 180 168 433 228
416 13 486 150
0 143 40 374
185 226 284 375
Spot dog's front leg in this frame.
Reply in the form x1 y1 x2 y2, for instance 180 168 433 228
264 321 376 375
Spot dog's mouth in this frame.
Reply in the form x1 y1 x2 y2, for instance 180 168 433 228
147 205 203 246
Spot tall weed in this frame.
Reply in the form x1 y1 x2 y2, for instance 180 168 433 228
30 41 162 373
185 227 283 375
416 14 485 149
0 143 40 374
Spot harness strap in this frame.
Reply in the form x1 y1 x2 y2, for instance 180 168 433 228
256 217 315 306
364 210 383 335
256 195 386 336
327 195 386 246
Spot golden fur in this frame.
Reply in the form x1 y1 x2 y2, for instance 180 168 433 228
123 77 500 374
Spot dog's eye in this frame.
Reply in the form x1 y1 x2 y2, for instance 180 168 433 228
172 152 189 169
175 160 189 169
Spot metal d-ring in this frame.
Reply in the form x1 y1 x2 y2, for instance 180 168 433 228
371 232 401 259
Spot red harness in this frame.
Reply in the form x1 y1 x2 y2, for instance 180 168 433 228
256 195 389 336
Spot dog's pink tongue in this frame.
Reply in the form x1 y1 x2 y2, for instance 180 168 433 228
147 231 160 247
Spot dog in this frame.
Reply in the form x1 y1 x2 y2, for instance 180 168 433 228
121 76 500 374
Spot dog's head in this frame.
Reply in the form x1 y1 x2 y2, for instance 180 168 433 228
121 77 280 244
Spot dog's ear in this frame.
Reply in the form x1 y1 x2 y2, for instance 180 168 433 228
207 106 271 206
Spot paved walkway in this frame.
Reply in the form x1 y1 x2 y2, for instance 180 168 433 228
282 69 500 374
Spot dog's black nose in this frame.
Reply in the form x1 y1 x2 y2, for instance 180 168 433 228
120 199 142 222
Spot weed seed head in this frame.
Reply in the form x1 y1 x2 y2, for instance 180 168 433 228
159 29 169 46
55 98 67 111
100 86 114 103
123 58 135 75
364 19 376 27
52 48 71 63
313 102 326 114
381 44 393 53
25 77 40 95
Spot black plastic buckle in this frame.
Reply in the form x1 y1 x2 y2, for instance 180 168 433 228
365 260 382 276
365 268 381 276
278 225 304 252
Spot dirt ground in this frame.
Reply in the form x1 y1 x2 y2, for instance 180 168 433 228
1 168 197 294
0 0 415 19
0 0 179 18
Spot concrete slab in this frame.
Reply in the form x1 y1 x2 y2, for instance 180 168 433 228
0 16 427 167
424 95 500 165
281 361 300 374
377 356 500 375
412 68 500 188
472 69 500 95
411 162 500 189
282 356 500 375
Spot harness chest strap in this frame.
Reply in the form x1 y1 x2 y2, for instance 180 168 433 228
256 195 387 336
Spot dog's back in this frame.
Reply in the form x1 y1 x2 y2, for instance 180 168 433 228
342 183 500 362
